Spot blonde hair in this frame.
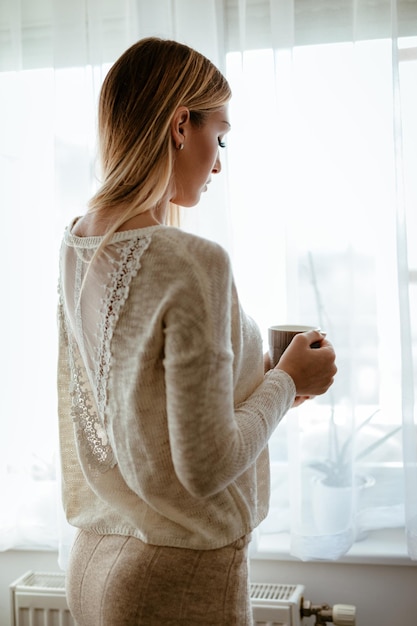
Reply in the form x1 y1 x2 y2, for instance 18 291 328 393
88 37 231 239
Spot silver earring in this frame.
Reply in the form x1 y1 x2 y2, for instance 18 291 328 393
177 143 184 150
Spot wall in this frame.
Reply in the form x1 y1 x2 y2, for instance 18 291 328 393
2 549 417 625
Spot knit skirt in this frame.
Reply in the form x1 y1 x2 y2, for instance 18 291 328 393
66 529 254 626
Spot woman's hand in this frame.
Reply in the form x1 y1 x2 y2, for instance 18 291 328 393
264 352 311 406
263 351 272 373
292 395 312 408
275 330 337 397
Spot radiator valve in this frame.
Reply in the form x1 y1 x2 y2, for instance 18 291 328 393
302 599 356 625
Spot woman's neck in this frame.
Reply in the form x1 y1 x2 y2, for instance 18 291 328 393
72 208 167 237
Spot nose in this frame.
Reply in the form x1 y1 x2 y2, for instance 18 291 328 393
212 152 222 174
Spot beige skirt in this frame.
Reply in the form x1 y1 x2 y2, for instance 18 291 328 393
66 529 253 626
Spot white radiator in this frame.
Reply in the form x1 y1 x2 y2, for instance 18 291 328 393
250 582 305 625
10 571 356 626
10 571 75 626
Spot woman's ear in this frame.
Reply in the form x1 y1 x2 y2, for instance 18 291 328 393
171 106 190 150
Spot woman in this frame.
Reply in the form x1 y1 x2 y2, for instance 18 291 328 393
58 37 336 625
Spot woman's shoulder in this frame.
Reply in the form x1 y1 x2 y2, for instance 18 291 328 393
153 227 231 270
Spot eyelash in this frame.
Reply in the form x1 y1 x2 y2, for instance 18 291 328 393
218 139 226 148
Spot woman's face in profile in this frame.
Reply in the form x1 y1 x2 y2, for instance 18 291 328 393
171 104 230 207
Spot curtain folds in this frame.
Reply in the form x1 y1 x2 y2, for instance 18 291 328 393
0 0 416 563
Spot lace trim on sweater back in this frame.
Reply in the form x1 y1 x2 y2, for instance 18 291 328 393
94 236 151 427
61 234 151 472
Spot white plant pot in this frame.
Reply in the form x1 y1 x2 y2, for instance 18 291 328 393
312 475 375 536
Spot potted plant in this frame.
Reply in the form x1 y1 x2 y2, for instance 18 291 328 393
303 251 403 536
309 408 401 487
309 409 401 535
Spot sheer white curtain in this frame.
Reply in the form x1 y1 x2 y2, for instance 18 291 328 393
0 0 228 558
225 0 417 561
0 0 416 563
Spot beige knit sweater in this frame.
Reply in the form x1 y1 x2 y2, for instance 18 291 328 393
57 221 295 549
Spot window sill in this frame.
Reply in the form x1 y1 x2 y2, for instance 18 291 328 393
6 532 415 568
251 527 415 566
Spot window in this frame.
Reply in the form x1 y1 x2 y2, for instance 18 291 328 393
224 37 416 559
1 0 416 562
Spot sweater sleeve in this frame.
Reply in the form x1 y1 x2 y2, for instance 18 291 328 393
163 241 295 498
